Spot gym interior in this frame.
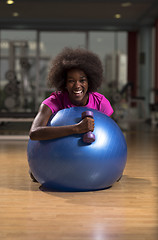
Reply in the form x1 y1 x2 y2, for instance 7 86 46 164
0 1 158 239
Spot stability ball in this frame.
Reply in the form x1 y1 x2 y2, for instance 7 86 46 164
27 107 127 191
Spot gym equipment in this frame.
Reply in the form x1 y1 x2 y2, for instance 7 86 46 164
27 107 127 191
82 111 95 143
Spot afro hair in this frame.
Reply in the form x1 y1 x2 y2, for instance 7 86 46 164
48 47 104 92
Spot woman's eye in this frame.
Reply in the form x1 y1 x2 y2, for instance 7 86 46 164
68 79 74 83
80 78 87 83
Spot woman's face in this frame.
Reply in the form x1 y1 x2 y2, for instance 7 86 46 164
66 69 89 106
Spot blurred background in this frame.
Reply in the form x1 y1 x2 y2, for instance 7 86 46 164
0 0 158 138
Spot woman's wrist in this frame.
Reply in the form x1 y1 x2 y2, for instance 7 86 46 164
72 124 80 135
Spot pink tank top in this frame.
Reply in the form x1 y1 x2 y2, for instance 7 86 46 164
42 91 113 116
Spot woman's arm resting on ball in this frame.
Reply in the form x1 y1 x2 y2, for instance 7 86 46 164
29 104 94 141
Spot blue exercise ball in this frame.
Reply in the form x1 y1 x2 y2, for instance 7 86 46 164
27 107 127 191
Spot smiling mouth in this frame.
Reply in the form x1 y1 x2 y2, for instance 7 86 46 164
73 90 83 95
70 90 88 105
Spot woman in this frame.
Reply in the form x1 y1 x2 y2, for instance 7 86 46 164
29 47 113 141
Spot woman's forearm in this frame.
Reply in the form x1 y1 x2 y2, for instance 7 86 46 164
29 125 79 141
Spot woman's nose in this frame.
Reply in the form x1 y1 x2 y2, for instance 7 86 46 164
74 80 81 88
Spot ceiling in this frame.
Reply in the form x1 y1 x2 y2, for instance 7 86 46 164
1 0 158 31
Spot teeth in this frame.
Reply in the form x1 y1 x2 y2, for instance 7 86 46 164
73 90 82 94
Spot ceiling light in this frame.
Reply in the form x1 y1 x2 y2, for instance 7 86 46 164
7 0 14 4
121 2 132 7
114 14 122 19
13 12 19 17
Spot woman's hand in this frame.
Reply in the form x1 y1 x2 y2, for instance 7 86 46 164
75 117 94 134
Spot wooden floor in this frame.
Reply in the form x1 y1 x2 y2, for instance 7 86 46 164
0 123 158 240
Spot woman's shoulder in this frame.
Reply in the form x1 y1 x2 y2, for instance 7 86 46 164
89 92 113 116
90 92 106 101
42 91 66 113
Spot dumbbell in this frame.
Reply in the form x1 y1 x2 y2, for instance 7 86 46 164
81 111 95 143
